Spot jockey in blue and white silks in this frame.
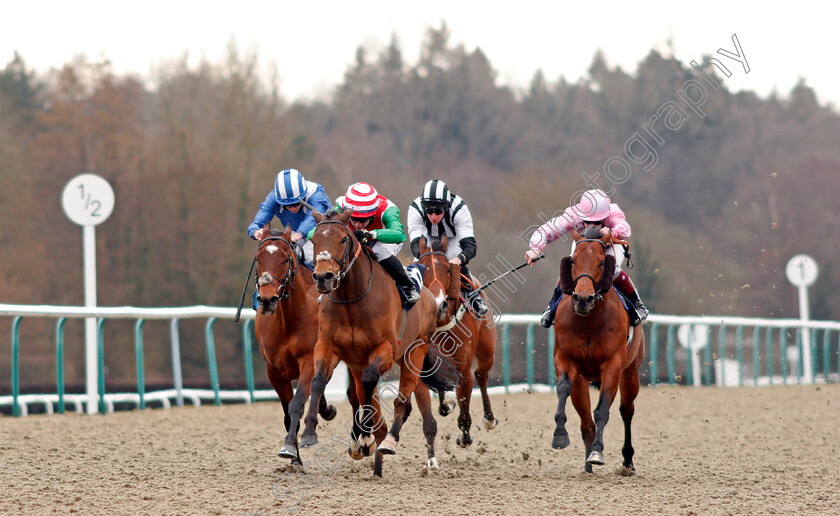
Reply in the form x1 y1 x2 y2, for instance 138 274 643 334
247 168 332 265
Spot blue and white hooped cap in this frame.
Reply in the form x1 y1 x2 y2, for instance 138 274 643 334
274 169 306 205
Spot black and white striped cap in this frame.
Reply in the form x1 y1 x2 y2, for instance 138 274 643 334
421 179 451 205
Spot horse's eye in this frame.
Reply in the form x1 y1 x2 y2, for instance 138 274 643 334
600 260 606 267
341 237 348 243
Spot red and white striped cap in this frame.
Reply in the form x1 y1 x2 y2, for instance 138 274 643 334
342 182 380 215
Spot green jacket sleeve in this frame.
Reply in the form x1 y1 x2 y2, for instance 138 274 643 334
374 206 407 244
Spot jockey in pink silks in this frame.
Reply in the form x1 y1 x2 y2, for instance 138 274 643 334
524 189 649 328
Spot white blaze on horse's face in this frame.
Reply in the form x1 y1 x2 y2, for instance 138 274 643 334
316 251 333 262
266 244 279 254
433 288 445 309
257 272 272 286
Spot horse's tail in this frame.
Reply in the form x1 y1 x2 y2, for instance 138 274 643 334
420 345 461 393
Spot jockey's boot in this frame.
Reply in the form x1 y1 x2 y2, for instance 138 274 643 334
540 304 554 328
466 290 489 317
613 271 649 325
380 255 421 307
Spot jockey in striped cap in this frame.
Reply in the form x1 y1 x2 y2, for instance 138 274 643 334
247 168 332 265
407 179 489 317
525 189 649 328
328 181 421 307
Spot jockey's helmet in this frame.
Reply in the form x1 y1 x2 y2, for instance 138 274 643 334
573 189 610 221
343 182 380 218
420 179 451 213
274 169 307 205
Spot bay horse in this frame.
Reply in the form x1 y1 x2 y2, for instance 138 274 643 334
298 208 459 477
551 225 645 475
416 236 498 448
252 223 338 466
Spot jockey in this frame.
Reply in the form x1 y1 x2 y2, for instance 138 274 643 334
407 179 489 317
525 189 649 328
247 168 332 265
334 182 421 308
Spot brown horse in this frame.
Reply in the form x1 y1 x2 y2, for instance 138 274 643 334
416 236 498 448
252 224 338 466
298 209 459 477
551 226 645 474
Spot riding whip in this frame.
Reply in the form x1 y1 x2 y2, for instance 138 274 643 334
234 253 258 323
467 255 545 298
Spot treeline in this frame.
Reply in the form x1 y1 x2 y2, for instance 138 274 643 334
2 26 839 387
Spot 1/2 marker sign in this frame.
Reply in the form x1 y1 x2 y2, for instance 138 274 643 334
61 173 115 226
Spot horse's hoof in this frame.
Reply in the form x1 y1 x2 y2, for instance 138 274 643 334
617 464 636 476
321 404 338 421
439 399 456 417
425 457 439 470
348 444 364 461
552 433 570 449
586 450 605 465
456 435 472 448
483 417 498 431
299 434 318 448
378 434 398 455
277 444 298 459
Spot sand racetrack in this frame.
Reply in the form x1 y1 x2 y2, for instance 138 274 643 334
2 384 838 515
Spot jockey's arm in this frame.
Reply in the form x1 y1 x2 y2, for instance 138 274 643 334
372 206 406 243
247 191 278 239
406 202 426 258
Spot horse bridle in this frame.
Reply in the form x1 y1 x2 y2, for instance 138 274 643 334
255 236 298 301
570 238 610 301
417 250 451 299
313 219 374 303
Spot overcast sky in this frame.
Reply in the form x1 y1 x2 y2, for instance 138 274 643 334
3 1 838 108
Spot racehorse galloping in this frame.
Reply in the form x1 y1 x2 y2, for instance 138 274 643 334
417 236 498 448
551 226 645 474
298 209 459 477
252 224 337 466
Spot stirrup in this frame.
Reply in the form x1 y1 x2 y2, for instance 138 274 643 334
403 287 421 306
467 292 489 317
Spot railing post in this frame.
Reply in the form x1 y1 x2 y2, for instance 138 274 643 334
170 319 184 408
526 324 534 389
649 323 659 385
666 324 676 384
97 318 107 413
717 324 726 387
56 318 66 414
502 323 510 393
547 328 556 386
242 319 255 404
822 330 831 383
753 326 761 385
135 319 145 410
780 328 789 384
796 328 804 384
206 318 220 406
11 316 21 417
702 326 712 385
765 325 773 385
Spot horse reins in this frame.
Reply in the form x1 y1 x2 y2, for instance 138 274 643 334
314 219 374 304
417 250 451 299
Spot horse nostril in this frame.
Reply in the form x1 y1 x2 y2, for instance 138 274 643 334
324 272 335 281
572 293 580 303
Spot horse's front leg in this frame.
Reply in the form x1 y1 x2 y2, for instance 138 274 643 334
300 341 339 448
278 356 314 461
379 339 425 455
412 382 439 469
357 344 393 458
552 350 575 450
587 356 623 468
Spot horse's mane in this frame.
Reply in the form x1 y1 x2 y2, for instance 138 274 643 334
430 238 442 252
581 225 605 240
269 229 286 237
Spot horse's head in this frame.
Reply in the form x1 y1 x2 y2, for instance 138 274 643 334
255 223 298 315
311 209 358 293
417 236 455 323
559 226 616 317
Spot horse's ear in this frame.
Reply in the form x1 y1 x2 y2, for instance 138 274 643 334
440 234 448 251
263 222 271 233
283 224 293 238
571 229 582 241
418 237 428 253
559 257 575 295
601 228 612 245
312 211 324 224
336 208 354 224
